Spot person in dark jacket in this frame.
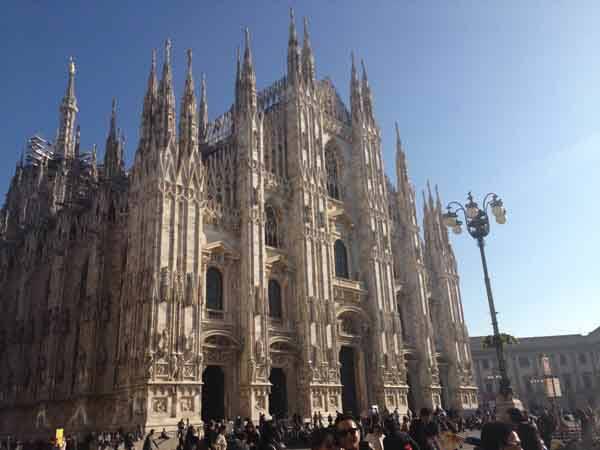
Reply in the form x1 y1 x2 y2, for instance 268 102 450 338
408 408 437 450
258 421 282 450
507 409 542 450
383 419 420 450
537 409 556 449
479 422 522 450
143 431 159 450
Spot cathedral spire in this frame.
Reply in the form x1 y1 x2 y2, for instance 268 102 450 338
56 57 79 158
234 46 241 112
158 39 177 149
302 16 315 87
109 98 118 140
435 184 451 246
179 48 198 160
361 59 375 122
395 122 410 198
239 29 257 114
350 52 363 122
287 8 302 86
139 49 158 151
426 179 435 212
74 125 81 158
243 28 254 75
105 98 124 178
199 73 208 142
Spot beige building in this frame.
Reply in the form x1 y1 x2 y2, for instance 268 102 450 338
471 328 600 411
0 14 477 436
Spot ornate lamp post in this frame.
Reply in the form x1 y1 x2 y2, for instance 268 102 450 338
441 192 513 398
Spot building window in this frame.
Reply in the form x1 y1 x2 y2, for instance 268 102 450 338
325 143 341 199
268 279 282 319
582 373 593 390
265 205 279 248
523 376 533 392
206 268 223 310
334 239 349 278
559 354 567 366
578 353 588 365
518 356 531 368
563 374 572 392
482 359 490 370
485 383 493 393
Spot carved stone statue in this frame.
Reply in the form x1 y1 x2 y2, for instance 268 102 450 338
183 332 194 356
170 353 181 380
145 352 154 378
157 328 169 354
255 339 266 363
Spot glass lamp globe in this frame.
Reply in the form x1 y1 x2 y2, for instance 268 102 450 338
495 211 507 224
442 213 457 228
466 202 479 219
491 200 504 218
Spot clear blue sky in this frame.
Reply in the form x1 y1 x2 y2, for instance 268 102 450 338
1 1 598 338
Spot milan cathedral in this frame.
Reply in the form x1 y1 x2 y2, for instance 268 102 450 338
0 13 477 435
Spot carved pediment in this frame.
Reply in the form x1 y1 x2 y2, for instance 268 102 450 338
203 240 240 260
265 251 293 273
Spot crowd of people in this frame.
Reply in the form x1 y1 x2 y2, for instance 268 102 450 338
0 404 597 450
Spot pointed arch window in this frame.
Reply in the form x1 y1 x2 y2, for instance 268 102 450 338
325 144 341 200
268 279 282 319
206 268 223 310
265 205 279 248
334 239 349 279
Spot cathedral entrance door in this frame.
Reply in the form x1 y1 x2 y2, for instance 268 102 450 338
269 367 288 419
202 365 225 421
339 346 359 415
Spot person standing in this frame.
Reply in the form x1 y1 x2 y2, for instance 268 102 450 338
537 409 555 449
335 415 361 450
365 424 385 450
400 417 410 433
124 433 134 450
507 409 542 450
382 420 420 450
480 422 523 450
409 408 439 450
214 425 228 450
143 431 159 450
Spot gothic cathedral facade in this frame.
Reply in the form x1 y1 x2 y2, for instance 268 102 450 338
0 14 477 435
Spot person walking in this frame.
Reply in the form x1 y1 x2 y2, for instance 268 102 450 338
143 431 160 450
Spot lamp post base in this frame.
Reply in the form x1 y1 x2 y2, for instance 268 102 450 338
495 392 524 422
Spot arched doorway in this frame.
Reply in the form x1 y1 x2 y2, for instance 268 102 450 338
202 365 225 421
269 368 288 419
339 346 359 415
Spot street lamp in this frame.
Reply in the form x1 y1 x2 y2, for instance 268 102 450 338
442 192 512 398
